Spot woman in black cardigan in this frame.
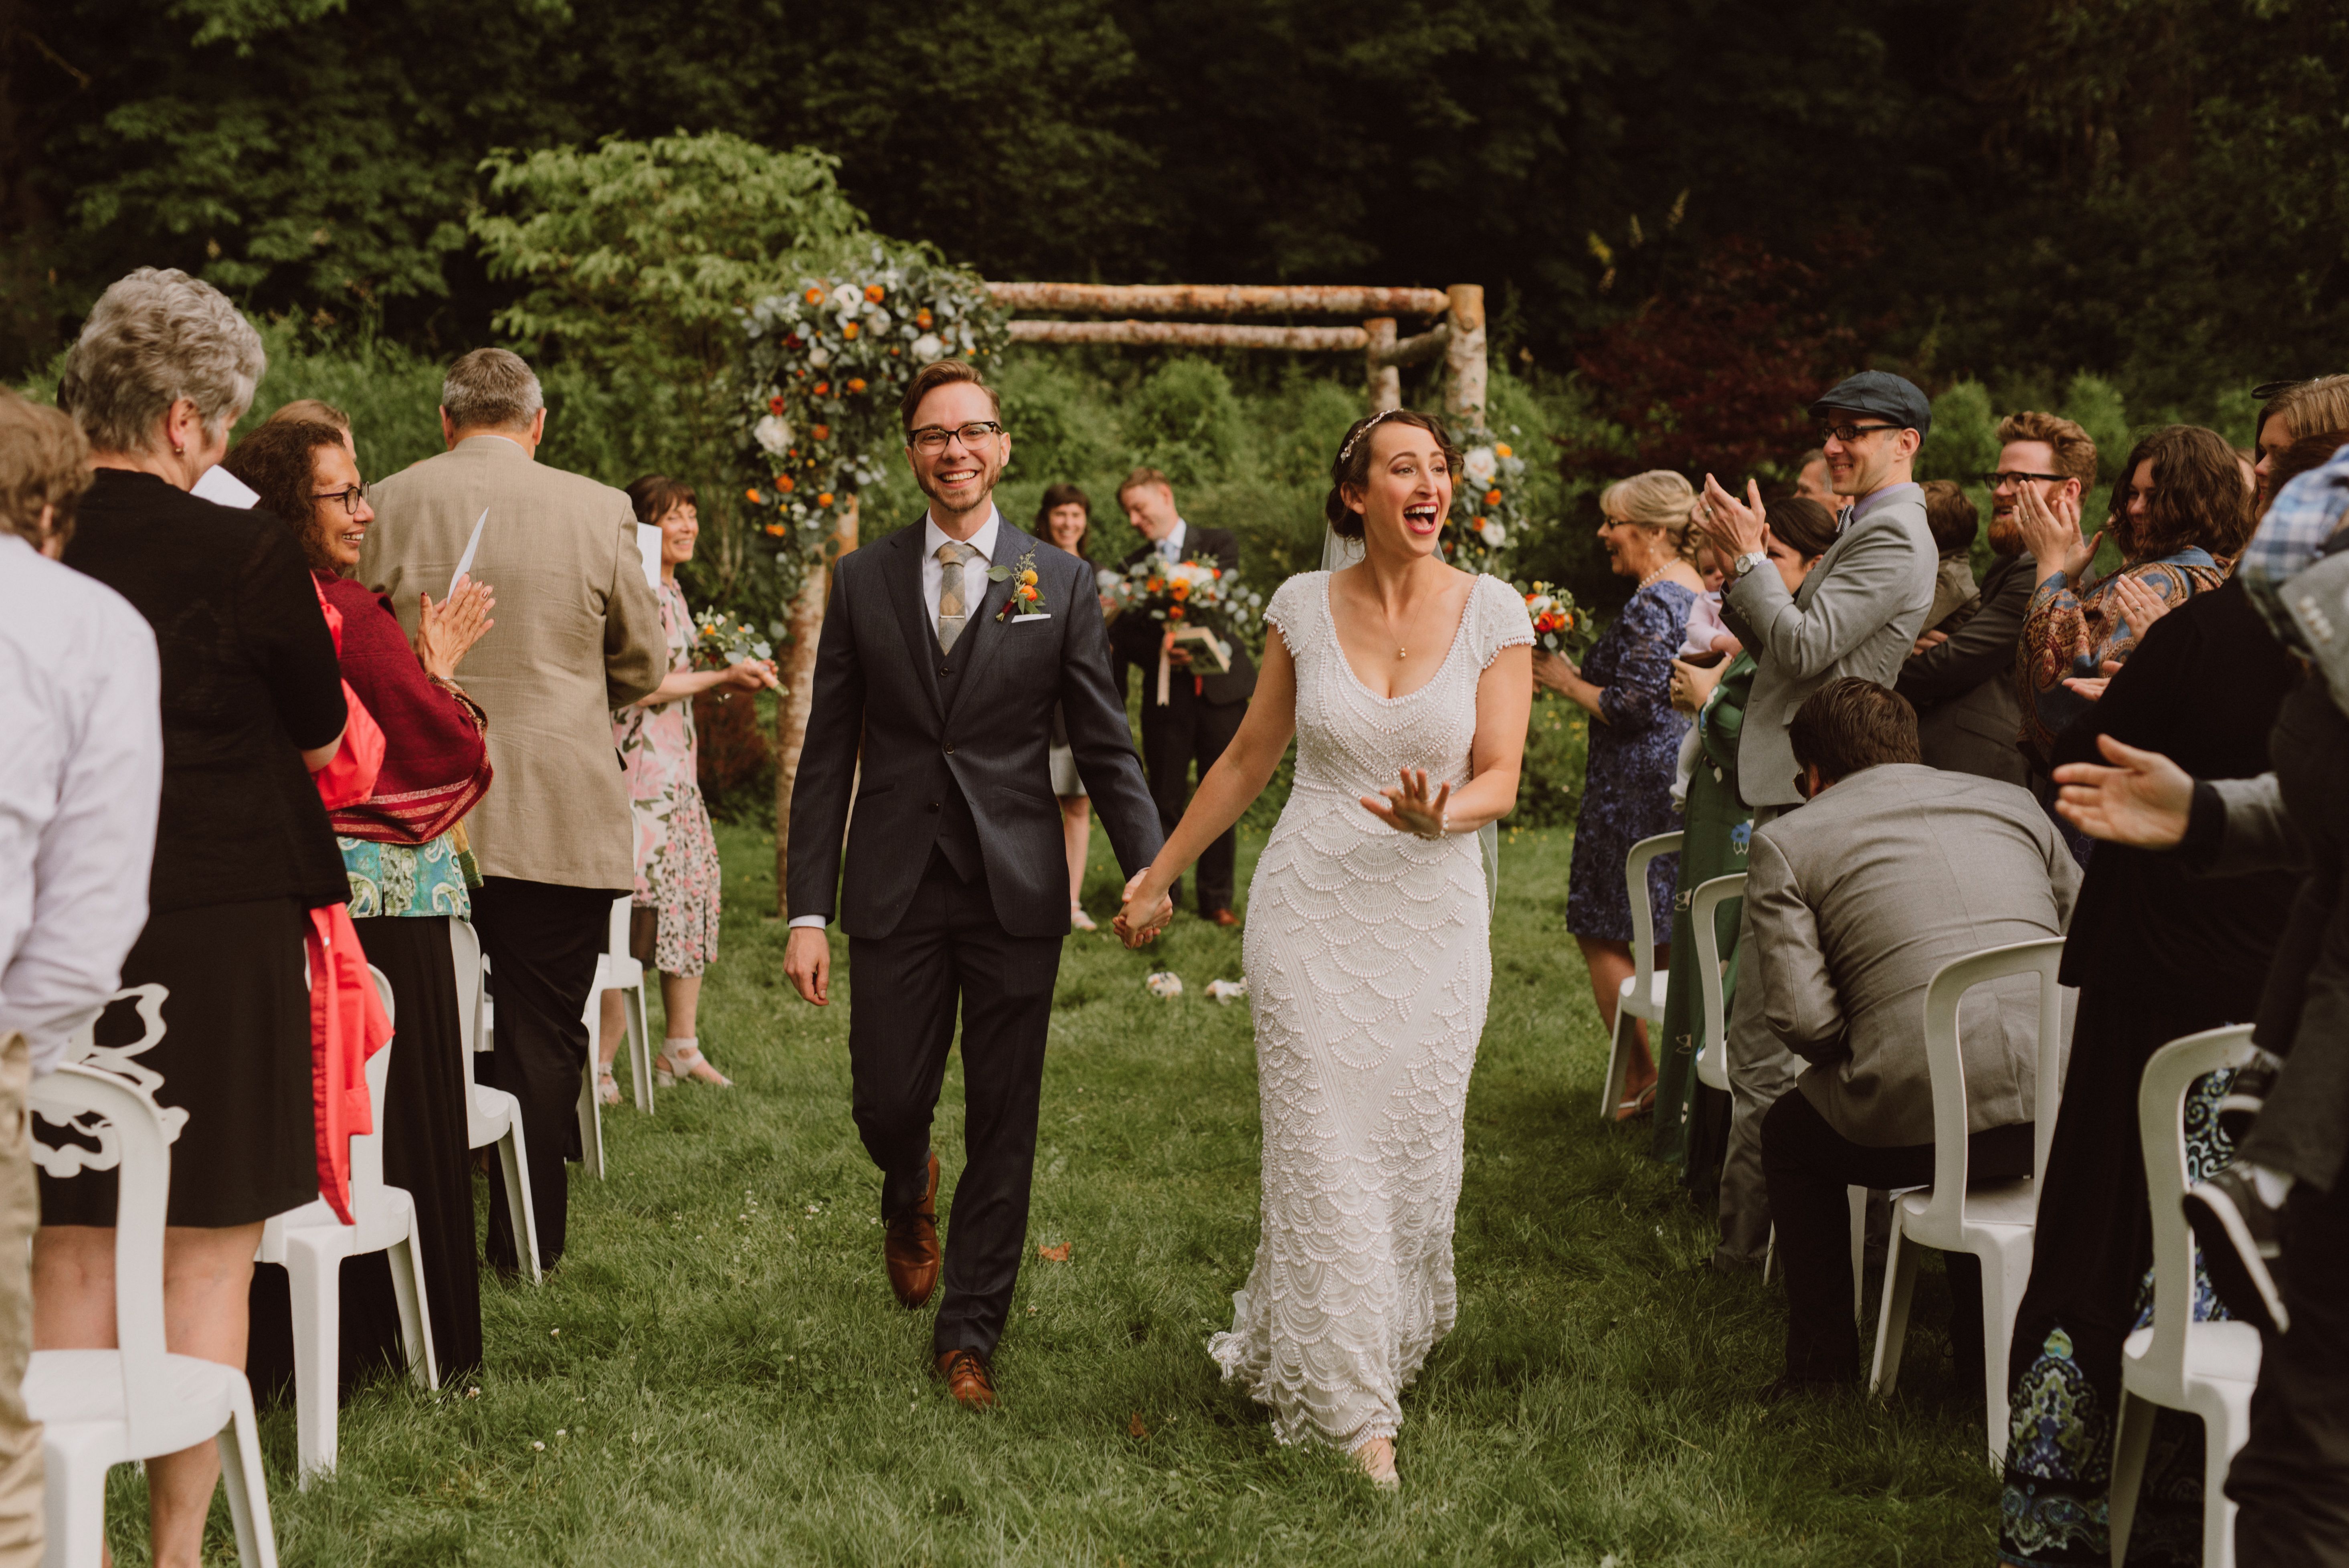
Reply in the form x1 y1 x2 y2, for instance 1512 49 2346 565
36 268 347 1568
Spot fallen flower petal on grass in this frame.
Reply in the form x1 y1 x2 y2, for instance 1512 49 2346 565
1038 1242 1071 1262
1129 1413 1149 1439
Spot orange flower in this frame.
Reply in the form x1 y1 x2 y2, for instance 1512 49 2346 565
803 287 823 304
916 309 934 328
847 378 867 393
765 521 786 536
1169 580 1191 600
864 283 885 303
889 347 901 357
816 491 835 507
1495 443 1513 459
746 487 763 504
1486 488 1502 506
776 474 796 493
812 424 831 441
841 321 861 339
767 395 785 415
812 381 829 396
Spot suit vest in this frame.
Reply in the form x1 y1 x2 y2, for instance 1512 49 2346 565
929 646 983 882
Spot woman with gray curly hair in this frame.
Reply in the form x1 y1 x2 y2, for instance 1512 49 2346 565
37 267 348 1568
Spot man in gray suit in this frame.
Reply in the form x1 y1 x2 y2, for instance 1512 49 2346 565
1693 371 1940 1267
362 348 665 1272
1899 410 2098 785
1752 680 2078 1392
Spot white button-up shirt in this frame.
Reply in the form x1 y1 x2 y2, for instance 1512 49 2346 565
1155 518 1188 562
920 506 1003 627
0 534 164 1073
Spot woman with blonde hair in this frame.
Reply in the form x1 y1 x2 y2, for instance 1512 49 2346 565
1538 469 1706 1117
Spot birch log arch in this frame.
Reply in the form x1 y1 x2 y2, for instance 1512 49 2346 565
747 275 1520 915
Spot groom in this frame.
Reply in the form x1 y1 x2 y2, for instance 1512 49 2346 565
782 360 1169 1409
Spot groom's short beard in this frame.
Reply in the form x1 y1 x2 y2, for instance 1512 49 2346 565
915 451 1004 513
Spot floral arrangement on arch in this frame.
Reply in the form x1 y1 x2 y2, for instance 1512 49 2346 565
738 243 1009 563
1438 426 1531 575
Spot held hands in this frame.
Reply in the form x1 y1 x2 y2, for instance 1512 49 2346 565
723 657 782 693
783 926 831 1006
2050 733 2193 848
1696 475 1769 560
1362 767 1451 840
2014 485 2098 582
1113 870 1176 948
416 575 496 683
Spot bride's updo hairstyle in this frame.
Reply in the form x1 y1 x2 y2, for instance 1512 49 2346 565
1324 408 1463 539
1599 469 1699 562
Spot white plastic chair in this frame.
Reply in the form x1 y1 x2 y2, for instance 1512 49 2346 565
27 1063 279 1567
1691 872 1744 1095
1598 831 1681 1119
451 920 541 1284
594 895 654 1115
2110 1025 2264 1568
1869 936 2067 1468
256 966 438 1486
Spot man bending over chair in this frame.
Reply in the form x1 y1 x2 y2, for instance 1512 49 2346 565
1749 679 2078 1397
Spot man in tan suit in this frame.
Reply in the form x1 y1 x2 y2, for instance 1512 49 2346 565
361 348 663 1272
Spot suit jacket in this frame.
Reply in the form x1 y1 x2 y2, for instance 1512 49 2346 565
1899 549 2036 786
1110 525 1259 706
1721 489 1936 808
1747 763 2081 1147
786 517 1163 940
359 435 664 890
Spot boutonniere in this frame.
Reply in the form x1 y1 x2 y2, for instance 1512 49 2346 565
989 547 1049 620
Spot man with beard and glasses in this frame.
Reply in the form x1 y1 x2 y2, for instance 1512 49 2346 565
1898 410 2096 788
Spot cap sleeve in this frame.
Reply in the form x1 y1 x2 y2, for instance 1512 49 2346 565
1473 574 1535 670
1262 571 1320 654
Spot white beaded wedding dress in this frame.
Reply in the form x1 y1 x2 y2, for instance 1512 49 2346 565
1208 568 1533 1448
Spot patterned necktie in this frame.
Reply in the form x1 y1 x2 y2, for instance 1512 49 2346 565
936 540 978 653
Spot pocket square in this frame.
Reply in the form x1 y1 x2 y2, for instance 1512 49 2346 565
1010 613 1053 624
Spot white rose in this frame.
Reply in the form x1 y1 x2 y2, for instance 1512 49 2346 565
867 307 892 333
1480 520 1506 548
808 344 831 369
912 333 943 360
1465 446 1498 486
830 283 863 313
753 414 793 454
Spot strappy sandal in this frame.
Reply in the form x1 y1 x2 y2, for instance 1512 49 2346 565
596 1067 621 1107
655 1041 732 1089
1615 1079 1660 1121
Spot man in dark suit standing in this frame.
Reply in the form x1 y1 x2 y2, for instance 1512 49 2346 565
1108 468 1257 926
781 362 1168 1411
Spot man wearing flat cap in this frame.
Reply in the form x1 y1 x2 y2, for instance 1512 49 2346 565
1692 369 1939 1269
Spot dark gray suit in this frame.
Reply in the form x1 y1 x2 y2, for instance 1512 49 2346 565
1899 550 2037 787
787 516 1162 1357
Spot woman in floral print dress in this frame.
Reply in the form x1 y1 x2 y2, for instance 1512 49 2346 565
596 478 778 1098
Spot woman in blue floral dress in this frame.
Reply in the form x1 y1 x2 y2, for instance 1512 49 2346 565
597 478 778 1098
1537 471 1703 1118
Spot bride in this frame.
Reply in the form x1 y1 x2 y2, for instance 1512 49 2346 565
1116 409 1534 1488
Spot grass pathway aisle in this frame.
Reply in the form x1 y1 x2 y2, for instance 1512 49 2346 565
205 824 2000 1566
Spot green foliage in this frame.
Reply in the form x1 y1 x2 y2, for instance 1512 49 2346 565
1124 360 1248 488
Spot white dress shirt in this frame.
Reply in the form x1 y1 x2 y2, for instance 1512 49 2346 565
920 505 1003 626
0 534 164 1073
1155 518 1188 562
790 506 1005 932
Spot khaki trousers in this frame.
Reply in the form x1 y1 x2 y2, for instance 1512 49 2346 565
1713 804 1802 1270
0 1033 42 1566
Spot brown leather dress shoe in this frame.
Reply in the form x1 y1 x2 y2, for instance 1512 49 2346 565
883 1152 941 1309
936 1348 997 1410
1208 908 1240 928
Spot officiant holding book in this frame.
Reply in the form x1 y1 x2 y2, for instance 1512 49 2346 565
1109 469 1257 926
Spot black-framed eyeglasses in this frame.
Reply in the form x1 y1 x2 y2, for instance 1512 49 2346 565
907 421 1004 455
1979 470 2071 489
313 484 369 515
1818 422 1902 445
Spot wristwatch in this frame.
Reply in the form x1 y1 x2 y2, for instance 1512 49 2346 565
1731 549 1770 582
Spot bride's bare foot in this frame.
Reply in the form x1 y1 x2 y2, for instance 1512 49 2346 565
1352 1436 1398 1490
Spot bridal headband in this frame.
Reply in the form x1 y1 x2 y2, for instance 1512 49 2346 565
1338 408 1409 467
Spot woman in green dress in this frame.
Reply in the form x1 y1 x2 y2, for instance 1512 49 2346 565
1650 499 1841 1173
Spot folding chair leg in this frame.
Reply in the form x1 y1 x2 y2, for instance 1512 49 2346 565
1762 1223 1776 1287
576 1062 606 1181
2201 1408 2240 1568
283 1239 340 1487
627 986 654 1115
387 1227 439 1390
2109 1389 2155 1566
499 1120 543 1285
217 1385 281 1568
1598 1006 1631 1121
1847 1186 1868 1325
1869 1229 1917 1397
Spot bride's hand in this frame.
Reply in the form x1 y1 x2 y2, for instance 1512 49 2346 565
1362 767 1450 840
1113 869 1174 948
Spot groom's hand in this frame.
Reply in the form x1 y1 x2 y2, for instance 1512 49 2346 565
784 926 831 1006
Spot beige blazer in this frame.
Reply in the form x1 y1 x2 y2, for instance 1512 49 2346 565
1746 763 2081 1146
360 435 664 890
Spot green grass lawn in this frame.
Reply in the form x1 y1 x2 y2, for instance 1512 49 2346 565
144 819 2001 1566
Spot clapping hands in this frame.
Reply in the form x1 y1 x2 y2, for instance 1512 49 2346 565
2014 484 2098 582
1362 767 1450 840
1695 475 1770 560
415 574 496 683
1113 871 1176 948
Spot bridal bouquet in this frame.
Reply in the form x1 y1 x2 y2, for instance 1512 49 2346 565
691 607 778 670
1104 556 1264 704
1518 581 1590 657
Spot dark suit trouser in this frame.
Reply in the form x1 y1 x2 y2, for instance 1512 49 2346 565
471 877 613 1272
1761 1088 2033 1384
849 851 1061 1359
1138 684 1244 913
2228 1177 2349 1564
